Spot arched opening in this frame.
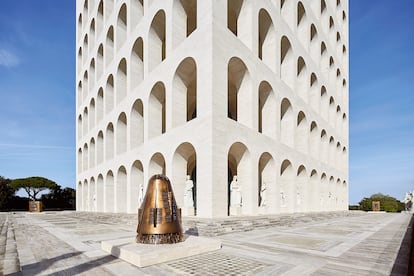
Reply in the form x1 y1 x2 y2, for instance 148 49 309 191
77 14 82 41
77 114 82 140
281 36 294 88
116 166 127 212
258 152 275 213
89 20 95 54
83 107 88 135
97 88 104 122
309 72 319 111
172 0 197 48
329 136 335 164
227 0 242 35
310 170 318 211
131 37 144 89
89 98 95 130
228 57 251 127
228 142 250 216
116 58 127 104
328 176 335 210
97 1 104 36
320 129 328 163
320 173 327 210
77 148 82 174
149 10 166 71
116 4 127 50
310 121 319 159
83 144 88 172
296 165 307 212
89 59 95 89
77 48 82 74
97 44 103 80
116 113 127 155
149 152 166 176
336 106 342 131
83 71 88 101
130 99 144 148
310 24 318 60
83 35 88 65
105 74 114 113
131 0 144 30
96 44 104 81
97 174 104 211
77 81 82 108
89 177 96 211
329 96 336 127
83 179 88 211
280 98 294 147
336 142 342 169
280 159 294 213
149 82 166 138
258 81 276 137
105 171 114 212
173 57 197 127
320 42 328 71
173 142 197 216
89 138 95 168
297 2 307 46
105 123 114 160
106 26 114 66
258 9 276 71
296 56 307 102
320 86 328 121
97 131 104 164
130 160 144 213
295 111 308 153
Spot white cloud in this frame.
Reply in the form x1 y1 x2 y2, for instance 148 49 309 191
0 49 20 67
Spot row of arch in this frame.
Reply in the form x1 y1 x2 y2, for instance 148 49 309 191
229 0 347 75
77 141 347 215
78 0 197 77
77 56 197 141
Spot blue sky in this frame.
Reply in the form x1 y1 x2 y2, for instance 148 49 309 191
0 1 413 205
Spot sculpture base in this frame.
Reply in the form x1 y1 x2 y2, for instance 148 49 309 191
182 207 195 216
102 236 221 267
136 233 183 244
230 206 242 216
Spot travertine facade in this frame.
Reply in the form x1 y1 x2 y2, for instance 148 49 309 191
76 0 349 218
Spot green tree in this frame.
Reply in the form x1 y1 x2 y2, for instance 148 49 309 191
11 176 58 201
0 176 16 210
41 185 76 210
359 193 405 212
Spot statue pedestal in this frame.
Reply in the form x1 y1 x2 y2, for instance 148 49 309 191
102 236 221 267
182 207 195 216
230 206 242 216
258 206 267 214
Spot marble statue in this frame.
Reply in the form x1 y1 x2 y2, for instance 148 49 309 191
184 175 194 208
230 175 242 207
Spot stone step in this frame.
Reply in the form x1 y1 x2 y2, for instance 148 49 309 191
2 216 21 275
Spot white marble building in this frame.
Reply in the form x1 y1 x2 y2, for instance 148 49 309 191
76 0 349 218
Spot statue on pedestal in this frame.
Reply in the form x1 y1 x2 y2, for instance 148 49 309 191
138 184 144 206
404 191 413 211
280 191 286 207
184 175 194 208
260 181 267 207
230 176 242 207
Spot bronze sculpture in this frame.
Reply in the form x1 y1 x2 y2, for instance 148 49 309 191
136 174 184 244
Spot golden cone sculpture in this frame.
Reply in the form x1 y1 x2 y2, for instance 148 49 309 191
136 174 184 244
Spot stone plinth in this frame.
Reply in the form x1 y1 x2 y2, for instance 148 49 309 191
101 235 221 267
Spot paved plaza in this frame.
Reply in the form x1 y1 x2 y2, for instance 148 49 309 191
0 211 412 275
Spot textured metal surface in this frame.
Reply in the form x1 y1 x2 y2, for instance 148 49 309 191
136 174 184 244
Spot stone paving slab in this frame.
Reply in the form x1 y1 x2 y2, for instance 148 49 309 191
0 211 411 275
